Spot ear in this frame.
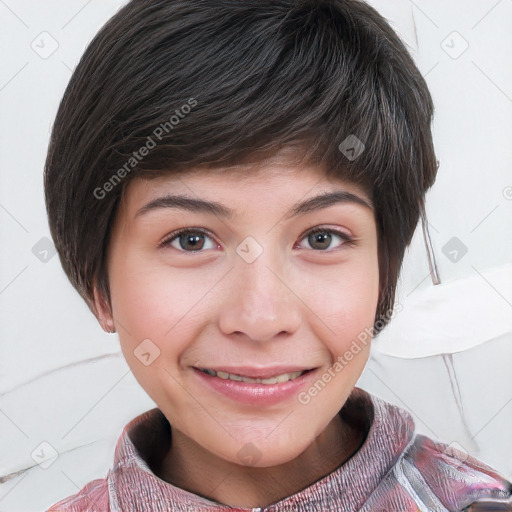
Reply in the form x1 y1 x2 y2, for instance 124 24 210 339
92 284 116 334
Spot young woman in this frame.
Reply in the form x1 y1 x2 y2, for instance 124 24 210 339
44 0 511 510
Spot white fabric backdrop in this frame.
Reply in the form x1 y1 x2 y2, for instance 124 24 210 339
0 1 511 510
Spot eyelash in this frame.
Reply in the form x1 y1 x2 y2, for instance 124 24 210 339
158 227 355 253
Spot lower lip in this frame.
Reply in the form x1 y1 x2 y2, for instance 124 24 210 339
193 368 317 406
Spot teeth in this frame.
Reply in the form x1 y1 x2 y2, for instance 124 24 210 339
201 368 305 384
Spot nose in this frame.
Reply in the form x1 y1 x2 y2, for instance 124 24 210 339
218 251 302 342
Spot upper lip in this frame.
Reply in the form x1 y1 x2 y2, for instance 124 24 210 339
194 365 316 379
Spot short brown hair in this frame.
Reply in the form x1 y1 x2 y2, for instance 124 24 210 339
44 0 438 334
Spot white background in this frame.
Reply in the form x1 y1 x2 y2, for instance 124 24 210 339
0 1 511 510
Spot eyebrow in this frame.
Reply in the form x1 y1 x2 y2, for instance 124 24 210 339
135 189 374 220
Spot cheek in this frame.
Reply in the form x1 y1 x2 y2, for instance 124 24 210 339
108 254 217 353
306 254 379 349
108 258 204 400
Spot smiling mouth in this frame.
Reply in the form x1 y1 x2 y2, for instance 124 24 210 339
197 368 312 385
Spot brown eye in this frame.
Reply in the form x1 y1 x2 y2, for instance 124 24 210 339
300 228 354 251
177 232 206 251
160 229 217 252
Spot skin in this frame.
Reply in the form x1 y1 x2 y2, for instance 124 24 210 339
94 156 380 508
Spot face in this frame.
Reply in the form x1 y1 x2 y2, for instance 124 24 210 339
96 159 379 468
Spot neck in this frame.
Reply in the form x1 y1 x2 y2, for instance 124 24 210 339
155 414 364 509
